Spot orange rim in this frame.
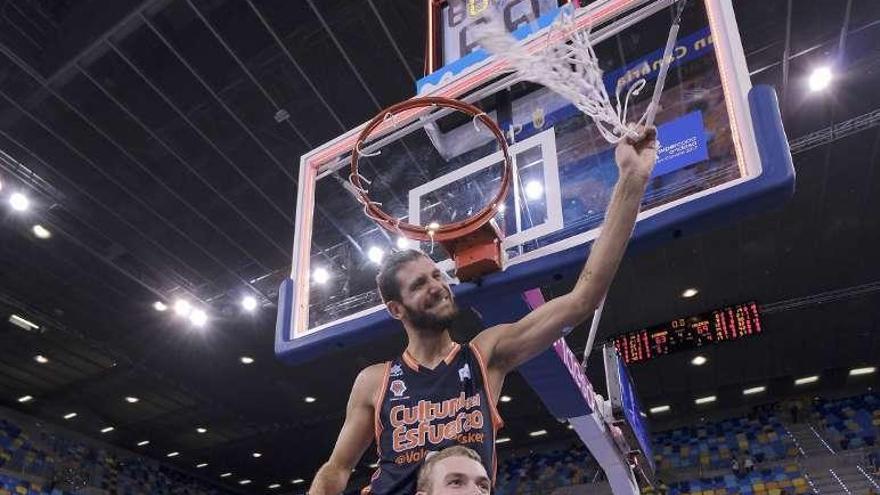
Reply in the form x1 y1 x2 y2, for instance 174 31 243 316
350 96 512 243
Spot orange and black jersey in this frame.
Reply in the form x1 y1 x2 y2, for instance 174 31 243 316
363 342 503 495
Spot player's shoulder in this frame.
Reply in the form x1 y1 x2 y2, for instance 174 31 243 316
351 362 390 401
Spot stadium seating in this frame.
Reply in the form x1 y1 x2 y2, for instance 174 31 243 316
652 414 798 470
667 463 810 495
495 443 598 495
0 416 227 495
813 393 879 450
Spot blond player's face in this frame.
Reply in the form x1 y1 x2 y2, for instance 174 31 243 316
421 456 490 495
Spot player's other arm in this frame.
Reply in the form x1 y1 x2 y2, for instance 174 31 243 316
474 128 657 374
309 364 384 495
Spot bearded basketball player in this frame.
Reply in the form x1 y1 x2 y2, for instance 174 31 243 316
308 128 658 494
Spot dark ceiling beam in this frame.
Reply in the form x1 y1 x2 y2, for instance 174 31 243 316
0 128 208 292
243 0 347 131
780 0 792 113
0 52 275 276
750 17 880 77
184 0 311 148
138 12 364 260
44 0 160 84
365 0 417 83
74 62 290 260
836 0 853 65
0 87 272 302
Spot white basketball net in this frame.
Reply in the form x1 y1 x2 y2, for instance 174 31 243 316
476 5 678 144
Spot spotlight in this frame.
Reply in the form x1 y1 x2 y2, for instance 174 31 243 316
63 412 77 420
525 181 544 200
197 463 208 469
167 452 179 458
153 301 168 312
496 437 511 444
808 66 833 92
9 192 30 212
694 395 716 405
312 267 330 284
240 356 255 365
125 396 140 404
849 366 876 376
681 288 699 298
304 396 316 403
189 309 207 327
17 395 33 403
32 225 51 239
500 395 512 403
137 440 150 447
34 355 49 364
252 452 262 458
396 237 412 250
196 427 207 434
241 296 258 312
528 429 547 437
367 246 384 264
691 355 708 366
173 299 192 317
649 405 671 414
101 426 115 434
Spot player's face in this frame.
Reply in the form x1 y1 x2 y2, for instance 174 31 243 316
421 456 491 495
392 256 459 331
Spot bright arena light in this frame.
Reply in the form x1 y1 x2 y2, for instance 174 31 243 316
396 237 412 249
691 355 708 366
240 356 254 365
500 395 512 403
241 295 258 312
153 301 168 312
368 246 384 264
34 355 49 364
173 299 192 317
649 405 671 414
17 395 33 403
849 366 876 376
9 192 30 212
528 429 547 437
795 375 819 386
694 395 717 405
524 180 544 200
808 66 833 92
495 437 511 444
312 267 330 284
743 386 766 396
32 225 51 239
125 396 140 404
681 288 699 298
189 309 208 327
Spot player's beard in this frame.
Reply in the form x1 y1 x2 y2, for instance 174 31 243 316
402 293 460 333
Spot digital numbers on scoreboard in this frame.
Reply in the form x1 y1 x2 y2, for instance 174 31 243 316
614 302 762 365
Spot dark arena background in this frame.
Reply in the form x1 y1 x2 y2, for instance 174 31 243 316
1 1 880 495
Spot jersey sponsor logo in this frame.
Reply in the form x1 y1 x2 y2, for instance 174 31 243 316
389 363 404 378
390 380 407 398
458 363 471 382
388 392 485 452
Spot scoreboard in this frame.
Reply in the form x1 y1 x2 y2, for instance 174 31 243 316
613 302 763 365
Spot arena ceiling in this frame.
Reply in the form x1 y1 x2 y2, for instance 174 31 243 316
0 0 879 493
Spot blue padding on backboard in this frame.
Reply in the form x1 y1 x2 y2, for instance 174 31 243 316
276 85 795 364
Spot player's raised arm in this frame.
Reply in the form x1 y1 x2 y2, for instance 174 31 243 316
309 364 384 495
473 128 658 374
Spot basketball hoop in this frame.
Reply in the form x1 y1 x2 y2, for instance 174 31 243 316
350 96 512 281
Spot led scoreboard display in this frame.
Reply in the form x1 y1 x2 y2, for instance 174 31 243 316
614 302 763 365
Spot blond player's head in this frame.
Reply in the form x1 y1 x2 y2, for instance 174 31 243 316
416 445 490 495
